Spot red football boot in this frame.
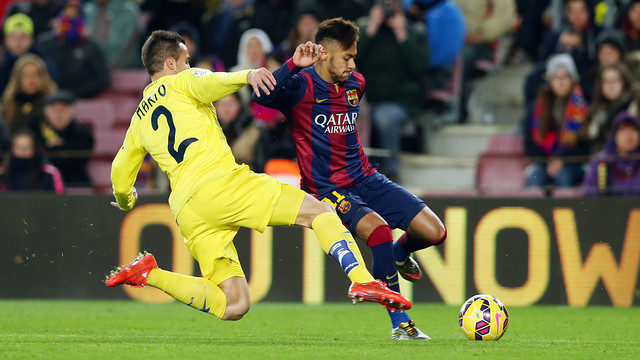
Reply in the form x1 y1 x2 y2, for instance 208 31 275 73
348 279 412 311
105 252 157 288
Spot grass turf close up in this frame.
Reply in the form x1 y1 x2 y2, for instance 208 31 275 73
0 300 638 359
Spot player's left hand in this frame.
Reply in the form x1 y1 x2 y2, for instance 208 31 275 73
248 67 277 97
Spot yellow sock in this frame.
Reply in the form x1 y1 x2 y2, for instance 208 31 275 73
311 212 374 283
147 268 227 318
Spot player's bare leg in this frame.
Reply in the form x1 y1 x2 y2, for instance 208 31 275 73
394 206 446 282
106 253 236 320
217 277 251 320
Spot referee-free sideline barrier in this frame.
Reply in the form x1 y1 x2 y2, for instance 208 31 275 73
0 194 638 307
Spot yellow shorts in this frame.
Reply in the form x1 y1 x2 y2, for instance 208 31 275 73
176 166 305 283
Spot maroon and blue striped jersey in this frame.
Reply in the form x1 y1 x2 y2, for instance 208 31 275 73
253 58 375 196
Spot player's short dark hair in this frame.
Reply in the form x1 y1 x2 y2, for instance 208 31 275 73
141 30 186 76
314 17 359 50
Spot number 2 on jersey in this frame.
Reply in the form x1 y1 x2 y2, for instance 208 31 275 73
151 105 198 163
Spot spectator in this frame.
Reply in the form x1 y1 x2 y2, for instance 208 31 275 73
0 129 64 194
202 0 256 69
36 0 110 98
405 0 465 70
215 93 267 171
0 118 10 154
357 0 429 180
1 54 58 134
525 54 590 189
265 50 287 72
540 0 600 79
582 29 627 99
170 22 202 66
251 50 288 129
617 0 640 53
282 5 320 55
251 0 294 46
143 0 205 35
194 55 226 73
294 0 367 22
513 0 551 61
231 28 273 71
5 0 64 39
583 63 639 154
404 0 466 94
33 90 94 187
583 112 640 196
456 0 517 122
0 13 58 94
231 28 284 128
524 0 600 110
83 0 143 69
595 29 626 66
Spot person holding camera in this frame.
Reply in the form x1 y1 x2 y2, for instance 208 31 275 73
356 0 430 180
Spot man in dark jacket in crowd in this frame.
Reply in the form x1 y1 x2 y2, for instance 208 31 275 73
36 0 110 98
32 90 94 187
356 0 429 180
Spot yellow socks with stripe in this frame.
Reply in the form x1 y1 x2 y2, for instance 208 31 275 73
311 212 374 283
146 268 227 318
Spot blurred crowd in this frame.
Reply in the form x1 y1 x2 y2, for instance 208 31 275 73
0 0 637 197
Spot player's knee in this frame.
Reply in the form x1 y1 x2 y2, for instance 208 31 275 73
429 226 447 246
221 301 250 321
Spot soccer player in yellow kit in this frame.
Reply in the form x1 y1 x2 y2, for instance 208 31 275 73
105 30 410 321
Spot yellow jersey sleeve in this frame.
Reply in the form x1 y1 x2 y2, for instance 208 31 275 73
110 68 253 215
174 68 252 104
111 124 146 211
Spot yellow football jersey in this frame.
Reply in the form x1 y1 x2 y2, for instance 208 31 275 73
111 68 252 215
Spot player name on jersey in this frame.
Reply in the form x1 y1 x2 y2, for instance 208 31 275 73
135 84 167 120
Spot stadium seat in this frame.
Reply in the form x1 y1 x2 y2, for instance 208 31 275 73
552 186 583 198
93 128 127 157
473 40 504 73
88 159 113 193
480 186 545 198
422 189 480 198
108 69 150 96
427 56 463 103
476 154 531 196
113 97 140 127
485 133 524 155
74 99 115 131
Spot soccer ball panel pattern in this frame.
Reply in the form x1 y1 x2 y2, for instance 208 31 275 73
458 294 509 341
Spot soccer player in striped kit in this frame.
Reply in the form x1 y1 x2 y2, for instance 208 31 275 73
254 18 447 340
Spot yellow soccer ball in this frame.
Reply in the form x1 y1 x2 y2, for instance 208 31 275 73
459 294 509 341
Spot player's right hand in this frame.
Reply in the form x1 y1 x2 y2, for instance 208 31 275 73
110 186 138 211
248 67 277 97
293 41 324 68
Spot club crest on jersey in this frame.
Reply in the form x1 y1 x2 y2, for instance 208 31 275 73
346 89 359 107
337 200 352 214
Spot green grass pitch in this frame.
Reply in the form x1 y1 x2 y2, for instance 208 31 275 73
1 300 638 359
